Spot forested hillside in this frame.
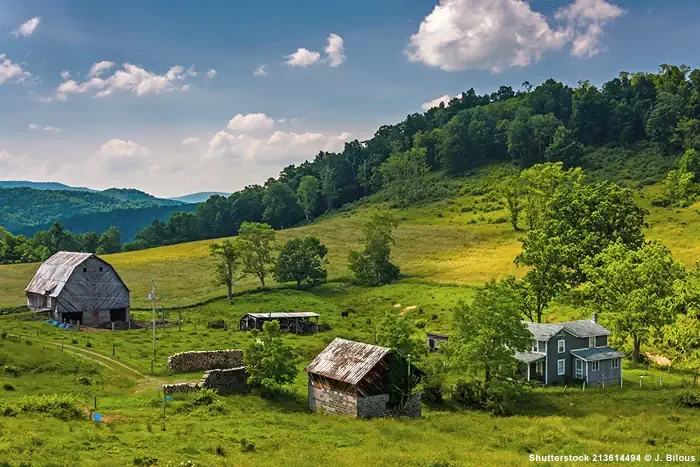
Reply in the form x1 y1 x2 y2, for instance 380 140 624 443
121 64 700 251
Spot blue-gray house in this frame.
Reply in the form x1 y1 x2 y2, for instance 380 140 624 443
515 314 624 386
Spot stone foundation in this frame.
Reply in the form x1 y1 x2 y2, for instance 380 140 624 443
357 394 421 418
308 383 358 417
167 349 243 373
163 367 248 395
163 382 202 394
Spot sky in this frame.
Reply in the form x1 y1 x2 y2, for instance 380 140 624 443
1 0 699 198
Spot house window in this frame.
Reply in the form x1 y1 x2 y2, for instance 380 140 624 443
611 358 620 369
589 336 596 348
99 266 103 272
82 267 87 272
557 359 565 375
591 361 600 371
535 361 544 375
557 339 565 353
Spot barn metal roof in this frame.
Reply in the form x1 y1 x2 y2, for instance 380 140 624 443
242 312 319 319
25 251 129 297
304 338 391 385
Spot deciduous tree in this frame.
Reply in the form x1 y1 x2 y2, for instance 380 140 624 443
237 222 276 289
210 239 241 300
274 236 328 289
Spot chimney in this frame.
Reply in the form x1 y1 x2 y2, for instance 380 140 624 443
591 312 598 323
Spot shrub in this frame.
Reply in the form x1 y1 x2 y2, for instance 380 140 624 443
216 445 226 457
420 372 445 404
415 319 426 329
0 404 17 417
133 456 159 466
431 313 439 320
3 383 15 391
452 379 484 409
3 365 21 377
75 376 92 386
679 390 700 408
240 438 255 452
17 394 82 420
207 319 228 330
0 332 6 340
192 388 217 407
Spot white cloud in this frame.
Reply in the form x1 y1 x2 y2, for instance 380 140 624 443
285 48 321 68
227 113 275 132
181 137 200 145
0 54 31 85
405 0 624 72
324 33 346 67
421 94 451 110
60 70 71 80
253 65 267 77
93 139 151 172
29 123 63 132
11 17 41 38
54 63 196 100
206 69 217 78
554 0 626 58
88 61 116 78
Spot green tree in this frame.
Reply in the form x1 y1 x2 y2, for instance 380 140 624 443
274 236 328 289
97 226 121 254
646 91 683 148
296 175 319 222
448 279 531 389
376 310 425 359
379 148 430 206
499 175 524 231
319 164 339 211
262 183 300 229
664 149 699 205
244 320 300 393
519 162 583 230
583 241 686 363
237 222 276 289
544 126 583 164
348 212 400 286
209 239 241 301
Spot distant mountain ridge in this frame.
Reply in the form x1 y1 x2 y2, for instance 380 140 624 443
168 191 231 203
0 180 95 192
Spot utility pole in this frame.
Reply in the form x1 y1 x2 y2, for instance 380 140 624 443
149 281 157 363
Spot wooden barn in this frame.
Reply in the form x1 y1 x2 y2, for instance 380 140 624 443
305 338 421 418
25 251 130 327
239 312 319 333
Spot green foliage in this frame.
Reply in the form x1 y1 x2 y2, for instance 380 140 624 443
348 212 400 286
379 148 431 206
16 394 82 420
664 149 700 205
209 240 241 300
448 279 531 387
236 222 276 289
274 236 328 289
662 314 700 361
244 320 300 393
296 175 320 222
376 310 425 360
678 390 700 408
584 241 687 363
192 388 218 406
319 164 339 211
133 455 159 466
262 183 302 229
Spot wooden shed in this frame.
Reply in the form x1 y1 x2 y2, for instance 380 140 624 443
239 312 319 333
25 251 130 327
304 338 421 418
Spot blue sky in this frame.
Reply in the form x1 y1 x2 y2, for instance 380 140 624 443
0 0 699 197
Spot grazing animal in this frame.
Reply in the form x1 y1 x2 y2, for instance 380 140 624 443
341 310 349 318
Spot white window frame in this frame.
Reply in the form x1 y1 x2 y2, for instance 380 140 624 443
557 339 565 353
575 359 584 379
611 358 620 369
531 341 538 352
589 336 597 348
557 359 565 375
591 361 600 371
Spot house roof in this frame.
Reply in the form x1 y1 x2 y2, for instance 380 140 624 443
570 346 625 362
25 251 129 297
514 351 547 364
525 319 611 341
304 338 391 385
242 312 319 319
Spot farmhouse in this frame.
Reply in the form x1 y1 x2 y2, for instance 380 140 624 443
305 338 421 418
515 314 624 386
239 312 319 333
25 251 130 327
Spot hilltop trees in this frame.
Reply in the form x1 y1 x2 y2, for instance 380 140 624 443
274 236 328 289
379 148 430 206
236 222 276 289
349 212 400 286
209 239 241 301
664 149 700 205
296 176 320 222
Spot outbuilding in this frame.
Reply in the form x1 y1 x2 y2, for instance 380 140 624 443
25 251 130 327
239 312 319 333
305 338 421 418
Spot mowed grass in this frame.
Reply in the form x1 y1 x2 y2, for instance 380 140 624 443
1 313 700 466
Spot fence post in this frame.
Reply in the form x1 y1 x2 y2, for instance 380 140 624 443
582 381 586 391
639 376 643 388
660 377 663 389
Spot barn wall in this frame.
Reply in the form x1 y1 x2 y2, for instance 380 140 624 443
357 394 421 418
55 257 129 325
308 375 358 417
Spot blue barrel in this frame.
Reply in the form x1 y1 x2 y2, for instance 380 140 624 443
64 325 72 329
59 324 65 329
45 319 52 324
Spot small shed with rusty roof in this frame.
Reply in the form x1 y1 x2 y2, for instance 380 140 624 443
25 251 130 327
304 338 421 418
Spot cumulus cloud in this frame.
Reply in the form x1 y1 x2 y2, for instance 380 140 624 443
324 33 346 67
88 61 116 78
405 0 624 72
54 63 197 100
92 139 151 172
227 113 275 132
206 69 217 78
421 94 451 110
11 17 41 38
60 70 71 80
253 65 267 77
29 123 63 132
181 137 200 145
285 48 321 68
0 54 31 85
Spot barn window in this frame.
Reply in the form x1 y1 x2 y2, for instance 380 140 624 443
83 267 87 272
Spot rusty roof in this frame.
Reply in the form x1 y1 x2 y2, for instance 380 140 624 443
25 251 128 297
304 338 391 385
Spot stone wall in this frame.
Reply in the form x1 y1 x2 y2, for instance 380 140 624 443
357 394 421 418
167 349 243 373
200 367 248 394
308 382 358 417
163 382 202 394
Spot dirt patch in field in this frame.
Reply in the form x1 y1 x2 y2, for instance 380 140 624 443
400 306 418 315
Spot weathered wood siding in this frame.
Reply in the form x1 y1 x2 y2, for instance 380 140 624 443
56 257 129 325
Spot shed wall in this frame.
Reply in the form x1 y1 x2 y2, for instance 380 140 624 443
308 376 358 417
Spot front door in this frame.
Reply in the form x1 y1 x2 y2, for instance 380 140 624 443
575 359 584 380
